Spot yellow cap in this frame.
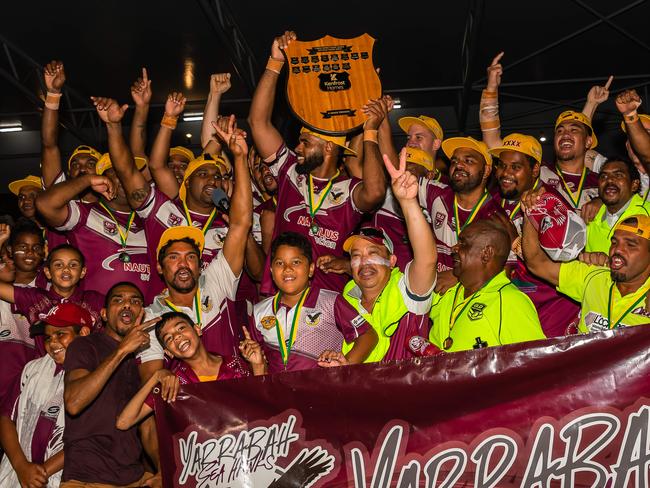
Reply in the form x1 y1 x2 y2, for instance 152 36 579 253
96 153 148 175
620 114 650 133
614 215 650 240
169 146 195 162
9 175 41 196
67 145 102 169
555 111 598 149
441 136 493 167
156 225 205 259
404 147 434 171
300 127 357 156
489 133 542 164
178 153 227 202
398 115 444 141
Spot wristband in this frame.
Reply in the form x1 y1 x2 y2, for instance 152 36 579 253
480 119 501 131
161 114 178 130
45 92 62 110
624 111 639 124
266 57 285 75
363 129 378 144
482 90 498 98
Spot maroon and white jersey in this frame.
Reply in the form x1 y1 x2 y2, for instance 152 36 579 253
261 144 363 294
139 251 241 364
250 286 369 374
418 180 505 271
56 201 153 302
539 162 599 210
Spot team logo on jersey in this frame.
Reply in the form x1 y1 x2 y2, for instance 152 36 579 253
305 311 321 326
296 174 306 186
45 405 61 420
547 178 559 187
434 212 445 230
632 306 650 318
201 295 213 313
103 220 117 236
328 189 344 205
213 231 226 245
468 303 486 320
351 314 366 328
167 213 183 227
261 315 277 330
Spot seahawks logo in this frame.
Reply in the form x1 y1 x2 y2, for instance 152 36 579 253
305 311 321 326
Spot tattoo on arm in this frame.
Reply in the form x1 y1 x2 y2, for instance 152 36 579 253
130 187 149 204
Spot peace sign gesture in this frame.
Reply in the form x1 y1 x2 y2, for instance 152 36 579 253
383 149 418 202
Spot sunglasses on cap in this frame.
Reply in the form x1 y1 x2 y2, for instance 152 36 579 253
358 227 386 240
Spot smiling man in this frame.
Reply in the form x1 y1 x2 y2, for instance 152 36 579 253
586 158 649 253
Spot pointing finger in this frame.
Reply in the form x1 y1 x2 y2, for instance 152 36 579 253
604 75 613 90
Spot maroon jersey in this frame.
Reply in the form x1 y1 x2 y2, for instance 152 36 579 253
261 144 363 294
56 200 154 302
418 180 505 271
539 161 599 210
250 286 369 374
492 184 580 336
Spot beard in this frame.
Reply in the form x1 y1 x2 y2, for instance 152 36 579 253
295 152 325 175
499 186 519 200
169 268 198 293
450 167 484 193
611 270 627 282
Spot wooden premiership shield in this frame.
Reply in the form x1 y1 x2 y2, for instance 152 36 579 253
282 34 381 135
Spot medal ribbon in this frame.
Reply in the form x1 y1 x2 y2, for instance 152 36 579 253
182 202 217 236
98 200 136 250
454 191 489 237
308 170 340 222
606 282 650 330
555 165 586 209
272 287 310 365
164 288 203 326
500 178 540 221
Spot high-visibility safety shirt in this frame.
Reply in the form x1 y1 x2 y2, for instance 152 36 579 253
585 194 650 253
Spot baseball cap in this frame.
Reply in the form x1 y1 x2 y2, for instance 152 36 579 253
30 302 94 336
620 114 650 133
178 153 229 202
489 133 543 164
169 146 195 162
9 175 41 196
441 136 493 167
398 115 444 141
555 111 598 149
300 127 357 156
96 153 148 175
614 215 650 240
404 147 435 171
343 226 394 254
156 225 205 259
67 145 102 169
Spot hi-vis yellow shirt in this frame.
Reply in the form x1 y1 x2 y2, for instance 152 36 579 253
429 270 545 352
558 260 650 333
585 194 650 254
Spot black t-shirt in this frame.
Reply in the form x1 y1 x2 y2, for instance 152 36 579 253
62 331 144 484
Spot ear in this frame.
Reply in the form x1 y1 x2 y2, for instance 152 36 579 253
389 254 398 268
308 262 315 278
156 262 163 276
483 163 493 182
79 326 91 337
100 308 108 322
79 266 87 279
6 246 12 258
632 179 641 193
532 162 541 180
43 267 52 280
481 245 495 264
585 135 594 150
432 138 442 151
194 325 202 337
163 349 174 358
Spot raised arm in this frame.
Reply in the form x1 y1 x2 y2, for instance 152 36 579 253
41 60 66 188
480 52 504 149
352 98 388 212
36 174 115 228
521 190 561 286
582 76 613 121
129 68 152 160
92 97 150 210
616 89 650 171
247 31 295 158
201 73 230 151
148 92 187 199
214 117 252 276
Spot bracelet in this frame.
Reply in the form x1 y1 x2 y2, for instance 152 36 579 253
511 235 523 259
45 92 62 110
363 129 378 144
624 111 639 124
482 90 498 98
161 113 178 130
266 57 285 75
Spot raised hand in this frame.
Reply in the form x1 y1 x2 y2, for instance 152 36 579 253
486 52 504 92
616 89 642 116
44 60 66 93
156 369 180 403
0 223 10 246
89 175 117 201
383 149 418 202
316 254 351 275
239 326 265 369
130 67 152 106
164 92 186 118
211 115 248 157
271 30 297 59
118 310 159 355
520 185 546 212
91 97 129 124
362 97 389 131
587 75 613 106
210 73 231 95
578 251 608 267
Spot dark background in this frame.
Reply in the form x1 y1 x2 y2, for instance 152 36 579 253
0 0 648 214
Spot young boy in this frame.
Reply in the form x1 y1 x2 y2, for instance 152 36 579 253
250 232 378 373
116 311 266 430
0 302 92 488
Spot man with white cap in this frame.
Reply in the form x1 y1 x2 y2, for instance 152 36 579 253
248 30 387 294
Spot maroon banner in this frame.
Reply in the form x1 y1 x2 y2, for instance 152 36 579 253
155 326 650 487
